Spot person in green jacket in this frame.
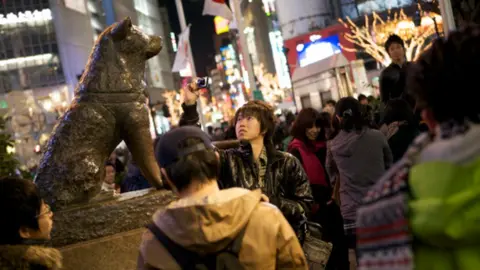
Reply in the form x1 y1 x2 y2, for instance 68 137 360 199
356 25 480 270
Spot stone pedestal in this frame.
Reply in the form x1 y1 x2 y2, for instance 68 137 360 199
51 189 176 269
60 228 144 270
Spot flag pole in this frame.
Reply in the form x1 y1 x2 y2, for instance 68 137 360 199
174 0 207 128
230 0 257 100
438 0 456 36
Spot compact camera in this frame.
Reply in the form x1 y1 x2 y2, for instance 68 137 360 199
196 77 210 89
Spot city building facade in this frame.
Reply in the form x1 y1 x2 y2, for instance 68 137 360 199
87 0 178 103
275 0 438 110
0 0 175 164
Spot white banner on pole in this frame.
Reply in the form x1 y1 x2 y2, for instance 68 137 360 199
172 25 191 73
203 0 233 21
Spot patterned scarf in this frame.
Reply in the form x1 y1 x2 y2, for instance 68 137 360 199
356 119 470 270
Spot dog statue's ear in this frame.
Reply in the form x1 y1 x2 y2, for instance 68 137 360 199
111 17 132 41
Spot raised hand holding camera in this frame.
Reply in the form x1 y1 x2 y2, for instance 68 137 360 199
183 77 209 106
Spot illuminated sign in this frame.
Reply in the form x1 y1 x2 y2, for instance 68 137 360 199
170 32 178 52
297 35 342 67
214 16 230 35
310 34 322 42
357 0 414 15
269 31 291 88
220 45 241 85
0 9 52 28
262 0 276 16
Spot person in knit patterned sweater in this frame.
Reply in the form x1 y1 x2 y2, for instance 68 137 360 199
356 25 480 270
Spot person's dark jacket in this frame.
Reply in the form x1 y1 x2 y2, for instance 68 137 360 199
380 122 419 162
223 125 236 140
179 103 314 239
121 161 151 193
389 125 419 162
380 62 415 108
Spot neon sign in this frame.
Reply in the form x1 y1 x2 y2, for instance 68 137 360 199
214 16 230 35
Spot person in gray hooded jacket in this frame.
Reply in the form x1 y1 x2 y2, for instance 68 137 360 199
326 97 393 256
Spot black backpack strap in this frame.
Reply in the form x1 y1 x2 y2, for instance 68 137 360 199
146 223 196 269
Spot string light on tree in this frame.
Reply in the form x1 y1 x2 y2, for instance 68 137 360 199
253 64 288 104
338 5 443 67
162 90 182 125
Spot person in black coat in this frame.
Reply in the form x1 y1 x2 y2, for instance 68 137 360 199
380 99 419 162
379 34 415 109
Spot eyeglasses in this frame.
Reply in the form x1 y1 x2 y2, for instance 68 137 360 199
35 204 52 218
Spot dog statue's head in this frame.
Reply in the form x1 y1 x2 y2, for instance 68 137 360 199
109 17 162 60
78 17 162 94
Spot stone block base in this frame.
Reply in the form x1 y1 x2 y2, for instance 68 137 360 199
60 228 144 270
49 188 175 268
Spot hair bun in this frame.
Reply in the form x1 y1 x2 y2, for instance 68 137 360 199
342 109 353 117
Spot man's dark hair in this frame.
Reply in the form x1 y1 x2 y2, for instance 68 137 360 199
285 111 296 126
358 94 367 102
234 100 276 151
0 177 42 244
316 112 332 141
407 25 480 123
385 34 405 52
163 137 219 192
105 161 116 169
383 99 415 125
207 126 213 134
325 99 336 106
329 114 341 140
291 108 319 143
335 97 364 132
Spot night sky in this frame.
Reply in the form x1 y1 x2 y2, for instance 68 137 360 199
165 0 217 77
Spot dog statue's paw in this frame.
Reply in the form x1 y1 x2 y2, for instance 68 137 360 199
90 190 117 203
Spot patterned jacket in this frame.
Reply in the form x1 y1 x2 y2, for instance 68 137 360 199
357 122 480 270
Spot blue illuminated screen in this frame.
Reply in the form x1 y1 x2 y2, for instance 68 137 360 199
297 35 342 67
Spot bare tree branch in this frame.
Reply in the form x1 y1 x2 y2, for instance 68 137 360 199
339 8 442 67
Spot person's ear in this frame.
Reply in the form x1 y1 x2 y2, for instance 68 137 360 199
19 227 33 239
421 108 437 133
160 168 178 194
111 17 132 41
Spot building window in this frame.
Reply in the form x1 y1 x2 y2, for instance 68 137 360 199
0 4 65 92
340 0 359 19
320 91 332 107
301 95 312 108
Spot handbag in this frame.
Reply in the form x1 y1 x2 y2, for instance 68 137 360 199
303 221 333 270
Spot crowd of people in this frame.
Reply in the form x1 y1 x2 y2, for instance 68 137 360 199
1 25 480 270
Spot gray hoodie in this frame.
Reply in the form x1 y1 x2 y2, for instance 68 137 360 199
327 128 392 221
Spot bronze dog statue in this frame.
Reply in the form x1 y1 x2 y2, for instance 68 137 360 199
35 17 163 209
